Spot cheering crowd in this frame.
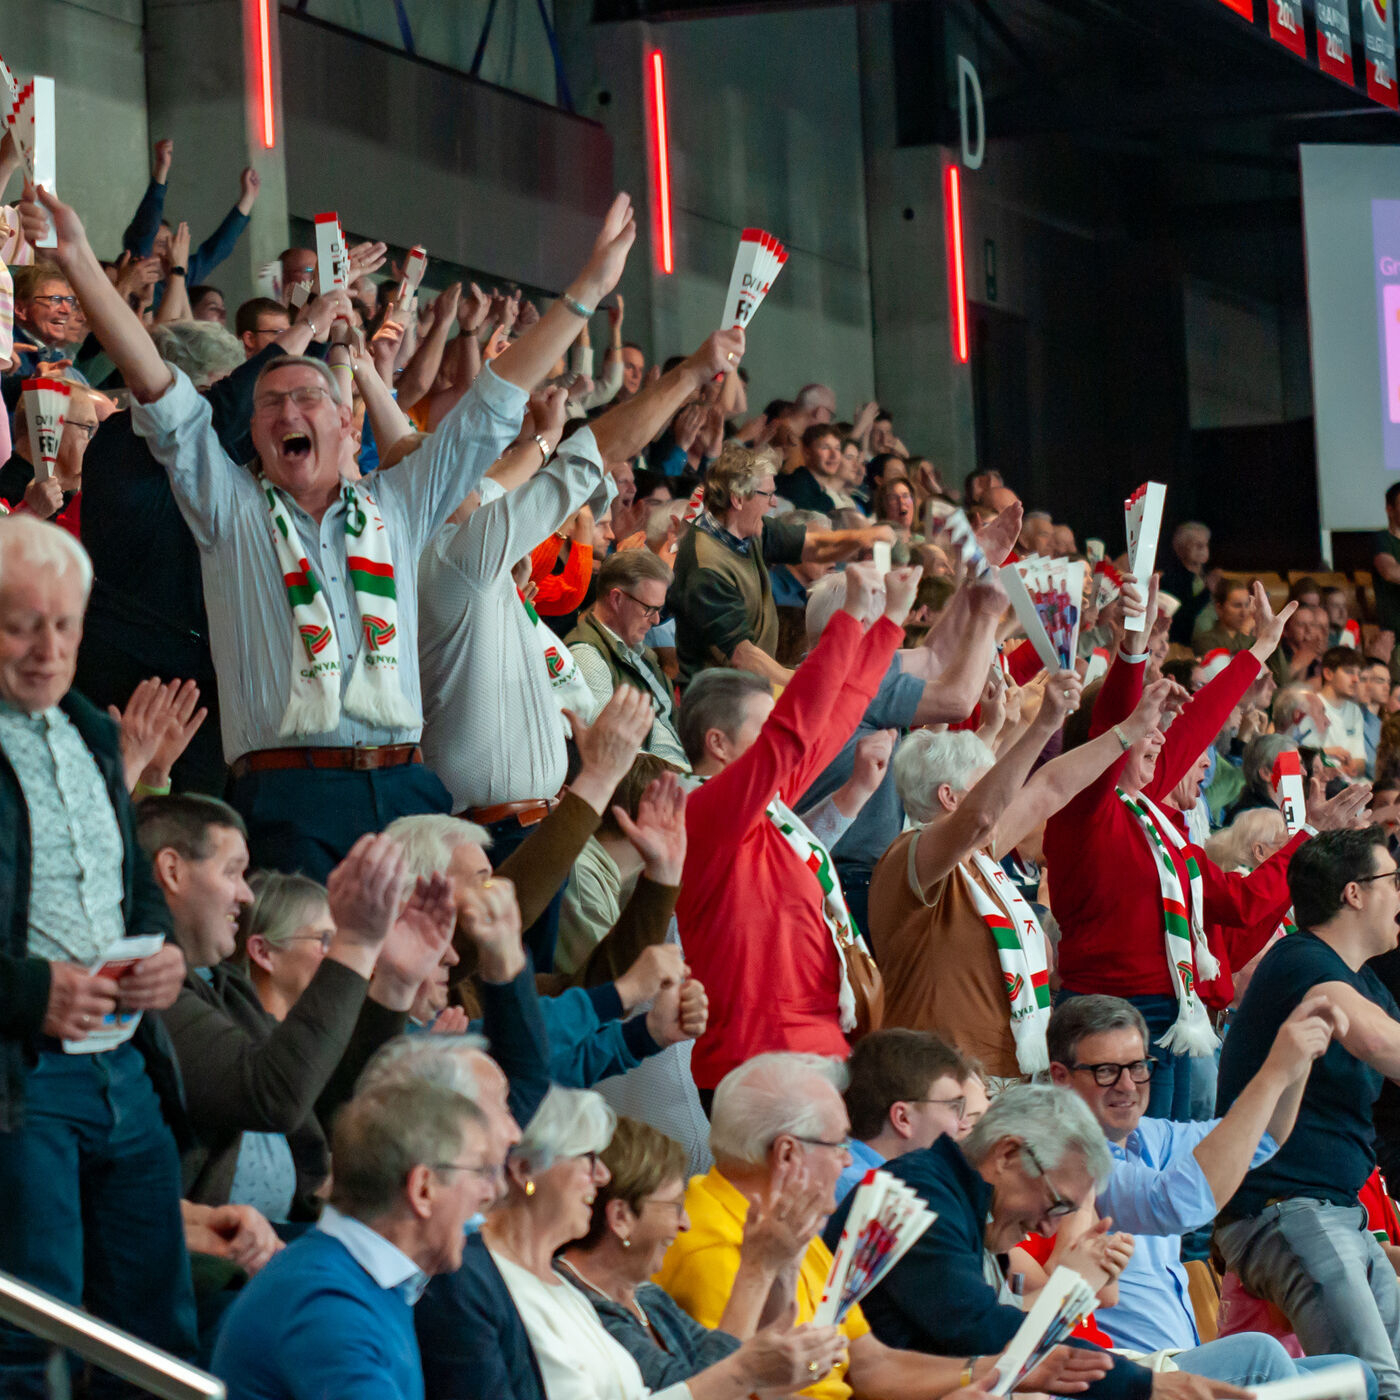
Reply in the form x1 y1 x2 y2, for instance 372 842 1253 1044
6 130 1400 1400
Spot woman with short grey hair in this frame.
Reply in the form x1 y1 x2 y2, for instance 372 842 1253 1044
237 870 334 1021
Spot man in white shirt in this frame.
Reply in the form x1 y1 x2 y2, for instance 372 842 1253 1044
1296 646 1369 778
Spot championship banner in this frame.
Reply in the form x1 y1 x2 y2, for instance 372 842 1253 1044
22 377 70 481
1267 0 1307 58
1363 0 1399 108
314 211 350 293
1316 0 1357 83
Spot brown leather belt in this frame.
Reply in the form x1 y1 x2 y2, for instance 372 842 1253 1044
229 744 423 779
461 796 561 828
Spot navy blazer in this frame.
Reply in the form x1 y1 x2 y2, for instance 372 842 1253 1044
416 1233 546 1400
822 1136 1152 1400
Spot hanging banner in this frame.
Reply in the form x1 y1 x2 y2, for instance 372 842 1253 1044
1316 0 1357 84
1363 0 1399 108
1216 0 1254 18
1267 0 1307 57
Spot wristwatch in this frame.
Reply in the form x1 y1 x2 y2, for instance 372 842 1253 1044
170 265 187 278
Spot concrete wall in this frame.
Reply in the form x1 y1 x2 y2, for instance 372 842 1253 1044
566 7 876 416
4 0 150 260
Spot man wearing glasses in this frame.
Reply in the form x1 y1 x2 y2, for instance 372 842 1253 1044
567 547 688 769
4 264 89 412
1215 828 1400 1399
1047 993 1364 1388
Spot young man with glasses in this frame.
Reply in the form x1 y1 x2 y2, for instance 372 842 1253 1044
835 1028 974 1204
568 547 688 769
1046 993 1363 1389
1216 827 1400 1400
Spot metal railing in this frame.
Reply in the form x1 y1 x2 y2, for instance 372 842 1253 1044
0 1269 225 1400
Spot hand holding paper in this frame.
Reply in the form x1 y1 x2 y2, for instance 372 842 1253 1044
22 376 69 480
1122 483 1165 637
721 227 788 331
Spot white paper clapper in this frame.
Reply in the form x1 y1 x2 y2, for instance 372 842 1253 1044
989 1266 1098 1396
6 75 56 247
1122 481 1165 639
397 245 428 311
1271 748 1308 835
22 376 70 481
1001 559 1063 673
721 227 788 331
314 211 350 293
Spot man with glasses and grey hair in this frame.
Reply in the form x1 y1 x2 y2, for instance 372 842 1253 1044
824 1082 1295 1400
658 1054 1111 1400
1046 994 1367 1390
23 182 639 881
212 1081 500 1400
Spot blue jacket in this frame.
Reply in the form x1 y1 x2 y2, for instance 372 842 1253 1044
213 1228 422 1400
122 178 251 297
416 1233 545 1400
0 690 185 1137
822 1136 1152 1400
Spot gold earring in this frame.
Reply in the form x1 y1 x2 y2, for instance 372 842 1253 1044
525 1180 536 1197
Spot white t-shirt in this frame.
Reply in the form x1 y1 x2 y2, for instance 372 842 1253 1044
490 1250 692 1400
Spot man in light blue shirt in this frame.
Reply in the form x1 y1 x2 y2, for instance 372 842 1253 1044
1047 994 1371 1391
836 1028 974 1204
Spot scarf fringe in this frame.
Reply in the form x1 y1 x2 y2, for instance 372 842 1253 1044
1015 1041 1050 1076
279 686 341 739
1156 1008 1221 1059
343 660 423 729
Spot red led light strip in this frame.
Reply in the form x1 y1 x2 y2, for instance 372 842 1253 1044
946 164 969 364
649 50 673 275
257 0 275 148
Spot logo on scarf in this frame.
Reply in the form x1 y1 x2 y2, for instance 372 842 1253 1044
545 646 565 679
1004 971 1025 1002
299 623 332 658
1176 960 1195 995
362 614 396 651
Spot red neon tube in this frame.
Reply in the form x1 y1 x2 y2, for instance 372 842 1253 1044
946 164 969 363
649 50 673 275
257 0 275 148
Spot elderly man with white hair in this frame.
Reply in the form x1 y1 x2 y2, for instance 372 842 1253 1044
821 1083 1253 1400
25 182 638 880
0 517 195 1395
657 1054 1112 1400
866 674 1176 1085
793 566 1010 938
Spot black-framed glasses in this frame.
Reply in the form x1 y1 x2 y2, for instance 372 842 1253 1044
1021 1143 1078 1220
617 589 663 622
751 488 777 501
1070 1058 1158 1087
574 1151 601 1171
1353 870 1400 892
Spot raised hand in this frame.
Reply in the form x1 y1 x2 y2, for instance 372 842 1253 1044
459 282 491 333
238 167 261 209
883 565 924 628
108 677 183 793
430 1006 472 1035
615 943 685 1013
565 687 654 808
612 770 687 884
975 499 1023 568
369 872 457 1012
672 402 707 454
646 969 708 1046
459 876 525 985
843 561 884 623
525 384 569 453
851 729 896 798
1308 782 1372 831
22 475 63 521
169 221 191 272
347 240 389 282
325 834 408 947
687 327 746 382
1124 676 1185 744
576 192 638 307
516 297 541 330
300 288 354 342
153 138 174 182
1038 671 1084 727
1248 581 1296 663
607 295 625 332
741 1158 829 1275
432 282 463 328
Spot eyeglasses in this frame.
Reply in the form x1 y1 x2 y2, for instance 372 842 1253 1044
642 1195 687 1219
617 589 664 621
574 1151 601 1170
751 488 777 501
432 1160 504 1183
1021 1143 1078 1220
64 422 99 442
909 1094 967 1119
279 931 335 953
253 385 331 415
31 294 77 309
791 1134 850 1154
1070 1059 1158 1087
1354 870 1400 892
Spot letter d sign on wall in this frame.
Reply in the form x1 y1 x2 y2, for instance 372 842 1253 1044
957 55 984 170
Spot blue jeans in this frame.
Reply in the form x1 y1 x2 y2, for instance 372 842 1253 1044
0 1044 197 1398
1218 1198 1400 1400
1177 1334 1377 1399
228 760 453 883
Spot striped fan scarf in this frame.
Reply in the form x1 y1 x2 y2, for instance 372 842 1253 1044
960 850 1051 1075
679 775 868 1032
262 477 420 736
1119 790 1221 1057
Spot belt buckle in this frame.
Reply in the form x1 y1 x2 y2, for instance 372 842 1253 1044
352 745 380 771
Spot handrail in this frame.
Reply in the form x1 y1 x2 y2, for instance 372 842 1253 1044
0 1270 225 1400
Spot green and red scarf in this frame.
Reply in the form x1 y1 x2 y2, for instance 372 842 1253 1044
263 477 420 736
1119 790 1221 1057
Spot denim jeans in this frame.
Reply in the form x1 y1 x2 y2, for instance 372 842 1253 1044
0 1044 197 1398
1176 1333 1377 1397
1217 1198 1400 1400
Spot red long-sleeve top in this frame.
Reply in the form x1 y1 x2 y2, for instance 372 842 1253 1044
1044 649 1307 999
678 610 903 1089
529 534 593 615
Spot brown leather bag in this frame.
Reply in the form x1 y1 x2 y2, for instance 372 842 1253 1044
838 933 885 1040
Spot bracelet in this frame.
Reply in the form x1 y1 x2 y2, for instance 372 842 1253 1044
561 292 594 319
1112 724 1132 752
534 434 554 461
1117 649 1149 664
169 265 187 278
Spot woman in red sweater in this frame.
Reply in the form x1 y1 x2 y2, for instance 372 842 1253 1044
1044 580 1358 1120
675 562 920 1098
